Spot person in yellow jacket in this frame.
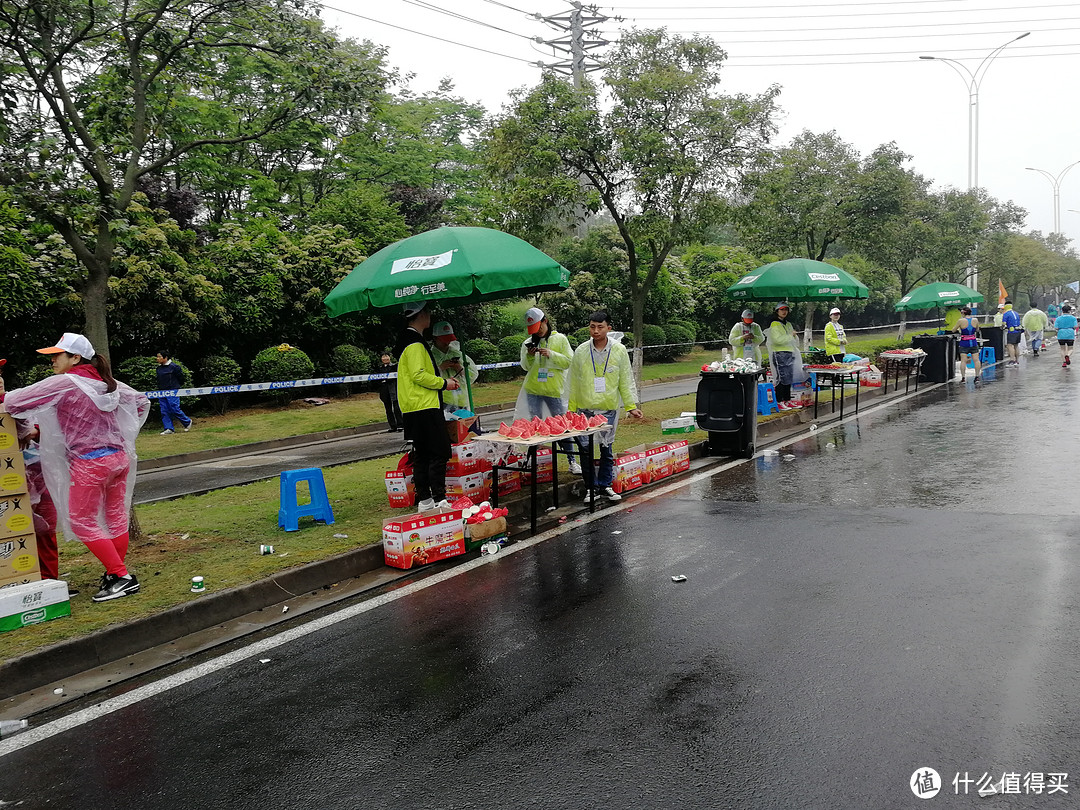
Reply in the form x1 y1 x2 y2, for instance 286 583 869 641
728 309 765 365
765 302 802 411
823 307 847 362
430 320 477 412
568 310 643 503
518 307 580 473
394 301 460 511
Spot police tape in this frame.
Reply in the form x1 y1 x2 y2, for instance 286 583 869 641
143 361 524 399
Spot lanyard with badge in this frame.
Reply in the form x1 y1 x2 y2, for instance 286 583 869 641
535 338 550 382
591 344 611 393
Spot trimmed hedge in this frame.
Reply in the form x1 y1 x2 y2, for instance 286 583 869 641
251 344 315 402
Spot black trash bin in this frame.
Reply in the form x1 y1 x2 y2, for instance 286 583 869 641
980 324 1003 365
696 371 760 458
911 335 956 382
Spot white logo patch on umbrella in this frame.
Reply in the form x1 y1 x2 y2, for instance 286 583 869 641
808 272 840 282
734 275 759 285
937 290 961 298
390 249 456 275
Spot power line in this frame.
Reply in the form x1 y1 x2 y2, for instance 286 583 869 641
721 48 1080 67
621 2 1080 19
318 3 540 64
721 42 1074 59
478 0 534 13
672 25 1080 44
394 0 536 40
639 16 1078 33
603 0 1032 8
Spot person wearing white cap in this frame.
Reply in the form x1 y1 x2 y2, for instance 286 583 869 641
823 307 847 362
430 320 477 412
518 307 580 474
727 309 765 365
394 302 459 511
0 333 150 602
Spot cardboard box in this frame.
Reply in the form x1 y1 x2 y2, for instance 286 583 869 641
600 451 645 494
0 579 70 633
445 440 492 477
446 470 492 501
0 572 42 589
496 471 521 497
644 443 675 483
384 470 415 509
661 416 696 435
520 446 553 485
446 415 479 445
668 439 691 473
860 371 883 387
0 533 39 582
467 516 507 542
382 509 466 569
0 494 33 539
0 414 19 457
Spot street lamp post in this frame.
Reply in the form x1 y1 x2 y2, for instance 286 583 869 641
921 32 1030 301
1026 162 1080 234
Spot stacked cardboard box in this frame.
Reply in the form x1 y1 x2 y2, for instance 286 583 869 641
0 413 40 589
382 508 466 569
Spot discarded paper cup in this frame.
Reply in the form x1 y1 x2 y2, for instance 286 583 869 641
190 576 205 593
480 542 501 556
260 545 274 555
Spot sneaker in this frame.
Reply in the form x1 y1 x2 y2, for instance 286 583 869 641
434 499 451 509
777 402 791 412
160 429 174 435
183 419 193 432
568 461 583 475
583 491 597 505
1068 356 1072 366
417 498 436 512
385 427 397 433
602 486 622 502
92 573 140 602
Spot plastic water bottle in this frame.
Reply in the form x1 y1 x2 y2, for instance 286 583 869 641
0 719 28 738
722 348 731 362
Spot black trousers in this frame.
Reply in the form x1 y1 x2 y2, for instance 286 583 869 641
402 408 451 502
379 389 403 429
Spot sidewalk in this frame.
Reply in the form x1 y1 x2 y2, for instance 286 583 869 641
0 375 931 712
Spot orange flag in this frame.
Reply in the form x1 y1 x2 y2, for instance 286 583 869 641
998 280 1008 305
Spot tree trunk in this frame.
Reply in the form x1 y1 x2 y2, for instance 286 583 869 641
897 310 908 341
802 304 816 351
631 290 645 396
128 506 142 546
82 222 115 360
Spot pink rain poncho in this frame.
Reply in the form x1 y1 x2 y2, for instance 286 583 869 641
4 365 149 551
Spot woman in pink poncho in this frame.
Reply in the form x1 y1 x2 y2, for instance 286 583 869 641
1 333 149 602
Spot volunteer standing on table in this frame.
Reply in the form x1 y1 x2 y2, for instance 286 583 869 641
728 310 765 365
823 307 848 362
430 321 477 413
765 302 803 411
0 333 149 602
395 303 460 511
567 310 642 503
518 307 580 474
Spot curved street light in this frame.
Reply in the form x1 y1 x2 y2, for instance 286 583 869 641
1026 161 1080 234
920 32 1030 191
920 32 1030 301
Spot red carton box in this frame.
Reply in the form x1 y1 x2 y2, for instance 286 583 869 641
446 470 492 501
382 509 466 569
644 443 674 483
445 440 492 477
668 440 691 473
384 470 415 509
520 446 553 484
598 451 645 494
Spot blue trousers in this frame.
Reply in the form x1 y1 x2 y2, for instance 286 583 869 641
575 409 617 488
159 396 191 432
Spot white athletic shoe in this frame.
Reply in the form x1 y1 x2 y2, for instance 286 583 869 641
417 498 436 512
568 461 583 475
602 487 622 501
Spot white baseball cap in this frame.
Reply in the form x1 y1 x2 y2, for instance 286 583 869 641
829 307 841 315
37 332 95 360
402 301 427 317
525 307 545 334
432 321 455 339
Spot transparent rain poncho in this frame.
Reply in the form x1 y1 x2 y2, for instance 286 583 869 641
4 370 149 543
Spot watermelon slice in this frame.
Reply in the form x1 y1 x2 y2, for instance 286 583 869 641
589 414 608 428
498 422 512 437
507 426 524 439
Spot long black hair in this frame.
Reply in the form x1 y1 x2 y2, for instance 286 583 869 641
74 353 118 393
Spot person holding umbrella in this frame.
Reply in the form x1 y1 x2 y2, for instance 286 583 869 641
823 307 848 362
728 310 765 365
765 302 803 411
395 303 460 511
431 321 477 413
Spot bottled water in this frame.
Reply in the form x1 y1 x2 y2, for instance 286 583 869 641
0 719 28 738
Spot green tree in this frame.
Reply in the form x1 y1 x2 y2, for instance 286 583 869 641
0 0 373 357
485 29 779 382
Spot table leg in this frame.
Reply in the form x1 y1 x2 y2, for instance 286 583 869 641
587 434 596 513
491 463 500 509
551 440 560 510
813 382 820 419
854 372 860 414
529 446 538 536
838 374 846 419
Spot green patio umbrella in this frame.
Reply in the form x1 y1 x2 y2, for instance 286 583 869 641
727 258 869 301
894 281 984 311
324 226 570 317
324 227 570 412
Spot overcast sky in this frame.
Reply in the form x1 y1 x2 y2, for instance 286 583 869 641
319 0 1080 250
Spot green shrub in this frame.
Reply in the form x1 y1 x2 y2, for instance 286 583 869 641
323 344 372 396
570 327 591 349
494 335 525 381
18 363 54 388
251 344 315 402
642 324 671 361
465 338 498 385
199 355 242 416
665 319 697 342
663 323 695 358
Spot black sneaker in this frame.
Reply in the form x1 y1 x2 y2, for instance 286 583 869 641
92 573 140 602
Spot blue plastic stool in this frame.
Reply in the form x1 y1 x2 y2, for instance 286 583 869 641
278 468 335 531
979 347 996 364
807 372 820 391
757 382 779 415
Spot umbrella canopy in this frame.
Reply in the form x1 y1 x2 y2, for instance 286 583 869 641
895 281 984 311
324 226 570 317
727 258 869 301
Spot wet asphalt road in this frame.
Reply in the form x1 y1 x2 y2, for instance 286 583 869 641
132 378 699 503
4 358 1080 809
